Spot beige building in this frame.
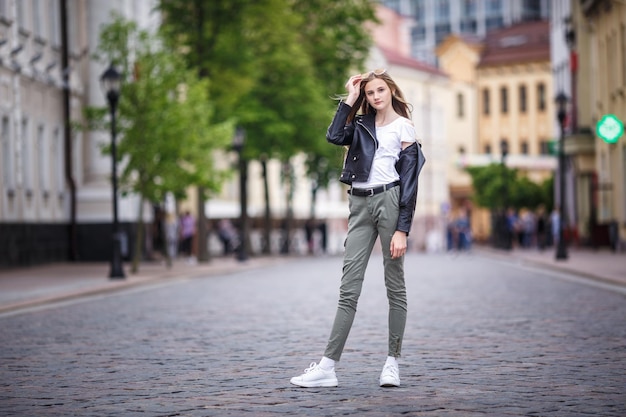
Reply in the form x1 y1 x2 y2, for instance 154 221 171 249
568 0 626 249
437 20 556 241
0 0 159 267
366 5 451 251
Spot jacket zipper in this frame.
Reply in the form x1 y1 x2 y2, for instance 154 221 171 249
357 119 379 149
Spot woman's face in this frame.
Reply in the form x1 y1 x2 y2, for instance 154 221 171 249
363 78 393 112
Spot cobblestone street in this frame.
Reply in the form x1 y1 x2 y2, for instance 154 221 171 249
1 252 625 416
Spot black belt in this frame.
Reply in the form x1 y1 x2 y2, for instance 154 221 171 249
348 181 400 197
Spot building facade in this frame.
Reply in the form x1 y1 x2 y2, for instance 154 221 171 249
381 0 551 65
0 0 159 267
567 0 626 249
437 20 556 241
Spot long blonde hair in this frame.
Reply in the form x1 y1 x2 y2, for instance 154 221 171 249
346 71 412 123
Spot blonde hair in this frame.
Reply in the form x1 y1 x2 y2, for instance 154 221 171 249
346 71 412 123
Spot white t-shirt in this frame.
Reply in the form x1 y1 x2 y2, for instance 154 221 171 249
352 116 416 188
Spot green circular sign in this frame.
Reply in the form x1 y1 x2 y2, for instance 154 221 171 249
596 114 624 144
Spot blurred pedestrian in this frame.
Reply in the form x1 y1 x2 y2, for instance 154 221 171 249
520 209 536 248
217 219 237 255
455 210 472 251
165 212 179 261
551 207 560 245
179 211 195 262
290 69 424 388
304 218 315 254
536 205 547 250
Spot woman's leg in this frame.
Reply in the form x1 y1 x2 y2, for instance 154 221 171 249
374 187 407 358
323 195 378 361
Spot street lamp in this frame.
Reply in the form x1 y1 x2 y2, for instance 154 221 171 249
100 64 126 279
500 140 511 250
232 127 248 262
555 91 569 260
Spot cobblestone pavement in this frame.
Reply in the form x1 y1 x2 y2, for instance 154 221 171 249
1 252 625 416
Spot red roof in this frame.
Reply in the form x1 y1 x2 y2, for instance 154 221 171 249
379 46 447 77
479 20 550 67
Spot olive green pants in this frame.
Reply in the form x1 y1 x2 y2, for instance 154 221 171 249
324 186 407 361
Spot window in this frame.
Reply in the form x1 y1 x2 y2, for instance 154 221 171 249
410 0 425 21
435 23 451 44
522 0 542 20
33 0 43 37
22 118 32 192
520 141 529 155
500 87 508 114
49 0 60 46
458 146 466 154
539 139 550 155
16 0 27 30
2 116 13 190
457 92 464 118
485 0 503 30
537 83 546 111
500 139 509 156
410 0 426 41
0 0 8 18
435 0 450 23
37 124 49 192
434 0 451 44
519 85 527 113
412 26 426 42
622 24 626 88
484 144 492 154
483 88 490 115
53 127 64 193
462 0 477 16
461 0 477 33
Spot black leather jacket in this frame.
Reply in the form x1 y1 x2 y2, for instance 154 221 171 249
326 102 425 234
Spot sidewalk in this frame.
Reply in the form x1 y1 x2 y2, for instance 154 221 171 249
0 256 285 314
474 244 626 287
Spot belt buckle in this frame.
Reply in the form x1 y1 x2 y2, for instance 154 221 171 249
368 188 374 197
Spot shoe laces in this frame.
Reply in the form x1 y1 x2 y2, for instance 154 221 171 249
303 362 319 373
382 364 399 377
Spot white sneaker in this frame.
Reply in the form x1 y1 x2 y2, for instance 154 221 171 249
290 362 338 388
379 363 400 387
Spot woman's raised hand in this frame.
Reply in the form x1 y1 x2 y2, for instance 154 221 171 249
344 74 362 106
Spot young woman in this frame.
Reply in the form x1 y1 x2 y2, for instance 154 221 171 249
290 69 424 388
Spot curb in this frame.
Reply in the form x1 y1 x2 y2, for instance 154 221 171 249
474 247 626 288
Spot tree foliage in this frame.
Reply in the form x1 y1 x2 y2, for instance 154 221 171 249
466 164 553 211
93 13 233 199
88 13 233 270
157 0 377 181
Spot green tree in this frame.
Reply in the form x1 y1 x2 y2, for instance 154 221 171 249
293 0 377 215
158 0 377 254
90 14 233 272
466 164 553 211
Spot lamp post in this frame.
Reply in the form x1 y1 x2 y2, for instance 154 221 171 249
565 19 577 133
555 92 569 260
100 64 126 279
233 127 248 262
500 141 511 250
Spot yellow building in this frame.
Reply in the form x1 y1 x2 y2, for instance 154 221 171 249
437 21 556 241
575 0 626 249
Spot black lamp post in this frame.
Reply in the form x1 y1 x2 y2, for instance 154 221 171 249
100 64 126 278
233 127 248 262
555 91 569 261
500 141 511 250
500 140 509 207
